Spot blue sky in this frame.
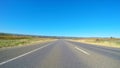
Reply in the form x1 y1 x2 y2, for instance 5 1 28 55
0 0 120 37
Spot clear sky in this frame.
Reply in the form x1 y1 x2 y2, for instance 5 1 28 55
0 0 120 37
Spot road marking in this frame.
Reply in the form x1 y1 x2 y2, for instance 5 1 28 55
0 43 52 66
65 42 90 55
75 46 90 55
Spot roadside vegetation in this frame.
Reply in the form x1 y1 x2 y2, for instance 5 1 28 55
70 37 120 48
0 33 56 48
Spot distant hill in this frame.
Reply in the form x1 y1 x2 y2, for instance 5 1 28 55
0 32 82 39
0 33 67 39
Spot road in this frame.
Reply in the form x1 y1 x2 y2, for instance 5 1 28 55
0 39 120 68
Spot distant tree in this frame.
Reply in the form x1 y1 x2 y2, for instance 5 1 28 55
95 38 100 42
110 37 115 40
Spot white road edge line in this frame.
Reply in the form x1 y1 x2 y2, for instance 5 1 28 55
75 46 90 55
0 43 52 66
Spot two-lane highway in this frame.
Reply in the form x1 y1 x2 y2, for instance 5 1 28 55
0 40 120 68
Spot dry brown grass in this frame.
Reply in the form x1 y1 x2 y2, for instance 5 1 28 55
0 36 56 48
69 38 120 48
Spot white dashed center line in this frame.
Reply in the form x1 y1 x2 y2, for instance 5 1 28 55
75 46 90 55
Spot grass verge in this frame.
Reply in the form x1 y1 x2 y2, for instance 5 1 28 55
69 38 120 48
0 36 56 48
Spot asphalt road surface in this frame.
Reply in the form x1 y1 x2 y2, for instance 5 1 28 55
0 39 120 68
